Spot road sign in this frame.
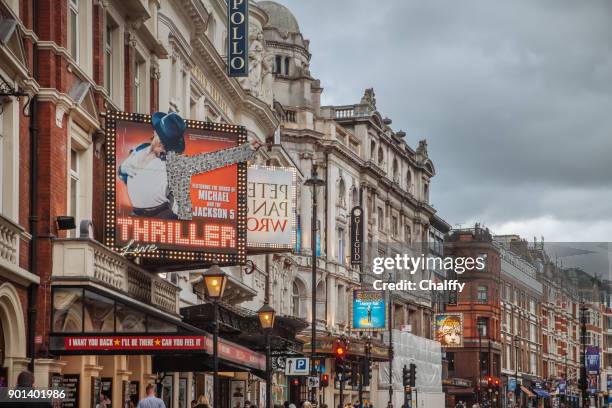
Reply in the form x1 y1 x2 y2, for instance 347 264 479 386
285 357 310 375
308 377 319 388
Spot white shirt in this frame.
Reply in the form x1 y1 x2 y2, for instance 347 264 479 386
120 147 169 209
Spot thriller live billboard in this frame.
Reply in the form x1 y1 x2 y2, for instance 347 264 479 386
104 111 250 264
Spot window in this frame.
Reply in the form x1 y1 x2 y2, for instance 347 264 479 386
377 146 384 164
392 159 399 182
377 207 384 231
292 281 301 317
69 0 79 61
477 317 489 337
68 148 80 236
477 286 488 304
391 216 398 237
284 57 290 76
447 352 455 371
370 141 376 159
337 178 346 207
83 290 114 332
275 55 282 74
423 182 429 202
116 302 146 332
134 59 143 112
405 225 411 243
337 227 345 263
105 22 114 96
406 170 412 192
53 287 84 332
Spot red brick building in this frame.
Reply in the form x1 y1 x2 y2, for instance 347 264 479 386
443 225 502 407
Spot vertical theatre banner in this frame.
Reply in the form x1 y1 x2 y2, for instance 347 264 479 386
351 290 386 331
586 346 600 374
350 206 363 265
435 313 463 347
105 111 250 264
246 166 297 251
227 0 248 77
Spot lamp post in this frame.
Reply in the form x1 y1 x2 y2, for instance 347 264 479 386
202 265 228 408
514 335 519 408
258 303 276 408
304 164 325 404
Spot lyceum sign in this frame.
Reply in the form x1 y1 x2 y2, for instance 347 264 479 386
227 0 248 77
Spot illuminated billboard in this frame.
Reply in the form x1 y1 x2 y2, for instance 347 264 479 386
351 290 386 331
246 166 297 251
104 111 250 264
435 313 463 347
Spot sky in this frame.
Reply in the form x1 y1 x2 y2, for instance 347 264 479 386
272 0 612 242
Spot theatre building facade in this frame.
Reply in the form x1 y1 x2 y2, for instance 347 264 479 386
0 0 310 406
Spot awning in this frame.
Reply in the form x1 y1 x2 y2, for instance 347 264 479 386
521 386 536 398
445 387 475 395
532 389 550 398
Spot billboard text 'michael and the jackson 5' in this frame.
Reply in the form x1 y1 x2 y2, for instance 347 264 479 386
105 111 252 263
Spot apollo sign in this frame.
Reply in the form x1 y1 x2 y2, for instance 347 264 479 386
227 0 248 77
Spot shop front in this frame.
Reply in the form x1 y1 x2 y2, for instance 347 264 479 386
181 302 308 408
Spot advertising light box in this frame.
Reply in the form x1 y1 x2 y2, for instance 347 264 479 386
246 165 297 251
104 111 250 264
435 313 464 348
351 290 387 331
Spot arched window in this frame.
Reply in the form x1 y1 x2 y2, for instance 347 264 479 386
337 178 346 207
292 281 301 317
284 56 290 76
350 186 359 207
207 17 217 45
424 182 429 202
378 146 384 164
316 280 326 321
406 170 412 192
275 55 282 74
392 159 399 182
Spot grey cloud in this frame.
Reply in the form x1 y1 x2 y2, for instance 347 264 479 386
276 0 612 239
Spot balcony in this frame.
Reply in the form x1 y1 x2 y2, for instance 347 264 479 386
52 238 179 316
0 214 38 285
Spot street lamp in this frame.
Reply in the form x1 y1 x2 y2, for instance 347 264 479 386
304 164 325 404
258 303 276 408
202 265 228 408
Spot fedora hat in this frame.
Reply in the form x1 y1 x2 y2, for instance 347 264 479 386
152 112 186 153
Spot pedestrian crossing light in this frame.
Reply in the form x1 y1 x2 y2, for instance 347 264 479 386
321 374 329 387
409 363 416 387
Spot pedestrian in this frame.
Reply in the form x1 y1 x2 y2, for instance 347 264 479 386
288 404 297 408
301 402 312 408
137 384 165 408
244 400 251 408
194 395 210 408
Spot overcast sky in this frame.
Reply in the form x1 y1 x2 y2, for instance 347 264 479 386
274 0 612 242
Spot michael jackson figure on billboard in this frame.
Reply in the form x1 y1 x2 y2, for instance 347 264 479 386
118 112 258 220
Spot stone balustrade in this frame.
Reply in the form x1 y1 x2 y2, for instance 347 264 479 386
52 238 179 315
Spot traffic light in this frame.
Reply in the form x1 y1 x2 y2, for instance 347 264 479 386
494 378 500 393
409 363 416 387
487 377 493 393
334 339 347 380
291 377 301 386
346 362 356 385
402 365 409 387
321 374 329 387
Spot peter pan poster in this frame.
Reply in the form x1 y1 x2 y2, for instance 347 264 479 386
351 290 386 331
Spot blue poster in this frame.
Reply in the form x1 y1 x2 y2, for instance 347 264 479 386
586 346 600 374
508 378 516 392
352 290 386 331
558 380 566 395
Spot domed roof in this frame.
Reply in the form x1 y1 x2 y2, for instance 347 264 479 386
258 1 300 34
